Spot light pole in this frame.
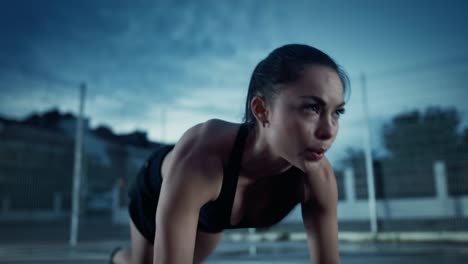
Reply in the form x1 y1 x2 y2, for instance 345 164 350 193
361 73 378 234
70 82 86 246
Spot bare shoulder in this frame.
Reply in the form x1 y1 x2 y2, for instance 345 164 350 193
172 118 238 157
163 119 240 200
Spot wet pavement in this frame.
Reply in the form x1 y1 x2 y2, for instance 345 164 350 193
1 240 468 264
1 219 468 263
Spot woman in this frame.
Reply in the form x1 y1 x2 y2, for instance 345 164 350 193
111 44 349 264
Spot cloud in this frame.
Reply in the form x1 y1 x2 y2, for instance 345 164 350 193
1 0 467 148
0 0 277 103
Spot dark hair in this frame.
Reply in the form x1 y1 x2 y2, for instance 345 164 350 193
243 44 350 126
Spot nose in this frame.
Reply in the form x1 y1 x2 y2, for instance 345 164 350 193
314 115 334 140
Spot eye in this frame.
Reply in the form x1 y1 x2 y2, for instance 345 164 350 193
334 108 345 118
305 103 321 114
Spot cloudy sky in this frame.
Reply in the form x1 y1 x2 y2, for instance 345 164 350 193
1 0 467 163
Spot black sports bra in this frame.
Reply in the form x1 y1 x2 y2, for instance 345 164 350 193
197 122 249 232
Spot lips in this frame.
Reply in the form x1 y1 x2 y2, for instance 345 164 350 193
305 147 327 161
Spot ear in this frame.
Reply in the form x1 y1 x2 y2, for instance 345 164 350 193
250 95 269 124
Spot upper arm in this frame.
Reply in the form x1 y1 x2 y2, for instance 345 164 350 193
301 158 340 264
153 123 222 264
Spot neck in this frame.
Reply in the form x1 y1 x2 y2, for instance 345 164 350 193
241 124 292 181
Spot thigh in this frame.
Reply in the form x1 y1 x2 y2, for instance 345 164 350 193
130 218 154 264
193 230 223 264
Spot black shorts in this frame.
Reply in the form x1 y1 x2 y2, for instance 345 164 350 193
128 145 174 244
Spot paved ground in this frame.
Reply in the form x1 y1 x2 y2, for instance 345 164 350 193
0 218 129 245
1 240 468 264
2 219 468 263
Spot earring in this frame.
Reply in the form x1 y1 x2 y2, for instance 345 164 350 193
262 120 269 128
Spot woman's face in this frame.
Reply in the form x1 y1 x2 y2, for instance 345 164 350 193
266 65 345 170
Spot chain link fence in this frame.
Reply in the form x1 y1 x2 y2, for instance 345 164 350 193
332 60 468 234
0 59 467 245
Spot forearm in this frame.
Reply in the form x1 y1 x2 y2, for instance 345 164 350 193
154 210 202 263
305 212 340 264
302 158 340 263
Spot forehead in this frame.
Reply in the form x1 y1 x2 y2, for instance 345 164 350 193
279 65 344 103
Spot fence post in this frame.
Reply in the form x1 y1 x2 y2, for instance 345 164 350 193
112 184 120 223
434 160 448 200
248 228 257 256
344 167 356 203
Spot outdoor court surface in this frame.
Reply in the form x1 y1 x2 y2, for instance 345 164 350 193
1 241 468 264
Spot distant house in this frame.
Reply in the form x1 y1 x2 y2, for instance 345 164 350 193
0 109 161 217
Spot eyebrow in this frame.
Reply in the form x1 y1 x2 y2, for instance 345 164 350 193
299 95 346 108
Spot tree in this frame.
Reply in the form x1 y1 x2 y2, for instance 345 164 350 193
383 106 460 161
462 128 468 150
381 106 466 197
23 108 76 131
93 125 115 139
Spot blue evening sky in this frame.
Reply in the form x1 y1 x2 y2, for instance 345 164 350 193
1 0 467 163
